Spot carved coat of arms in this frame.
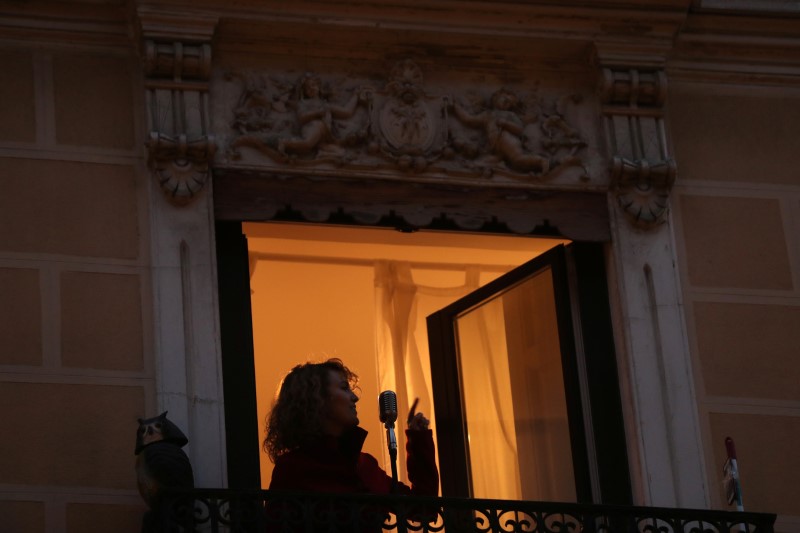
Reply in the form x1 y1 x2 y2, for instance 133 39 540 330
378 60 441 154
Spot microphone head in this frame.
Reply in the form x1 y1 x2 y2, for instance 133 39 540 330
378 390 398 425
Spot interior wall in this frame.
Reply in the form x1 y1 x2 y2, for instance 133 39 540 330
250 254 382 485
245 221 567 488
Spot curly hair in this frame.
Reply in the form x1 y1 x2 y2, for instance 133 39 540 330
264 358 359 463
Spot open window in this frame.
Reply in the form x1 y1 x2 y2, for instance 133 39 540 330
427 245 592 500
217 222 630 504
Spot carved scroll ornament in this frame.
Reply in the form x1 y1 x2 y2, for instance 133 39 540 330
601 67 676 227
611 157 675 224
143 37 217 206
227 60 589 184
147 132 216 206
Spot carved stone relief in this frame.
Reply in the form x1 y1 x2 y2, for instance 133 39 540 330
225 60 590 185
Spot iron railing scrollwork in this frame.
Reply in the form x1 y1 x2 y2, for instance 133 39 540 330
154 489 776 533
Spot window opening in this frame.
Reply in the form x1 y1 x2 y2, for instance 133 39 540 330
244 221 568 489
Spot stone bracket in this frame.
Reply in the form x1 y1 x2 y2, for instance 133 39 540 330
140 10 218 205
600 66 676 227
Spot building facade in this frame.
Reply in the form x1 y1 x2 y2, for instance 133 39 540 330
0 0 798 531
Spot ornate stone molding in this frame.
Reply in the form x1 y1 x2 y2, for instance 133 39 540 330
600 65 676 227
140 10 218 206
225 60 592 187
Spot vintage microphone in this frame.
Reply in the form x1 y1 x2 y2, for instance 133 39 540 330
378 390 399 492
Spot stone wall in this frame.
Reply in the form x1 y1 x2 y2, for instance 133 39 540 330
0 45 152 532
670 82 800 530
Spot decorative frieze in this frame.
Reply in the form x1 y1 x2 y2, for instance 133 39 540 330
140 11 218 205
226 60 590 185
600 66 676 227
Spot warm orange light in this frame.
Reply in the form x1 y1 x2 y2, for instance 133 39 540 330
245 222 569 492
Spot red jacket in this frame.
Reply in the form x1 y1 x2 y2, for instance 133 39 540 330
266 427 439 532
268 426 439 496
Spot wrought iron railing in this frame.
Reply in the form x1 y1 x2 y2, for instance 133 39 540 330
155 489 776 533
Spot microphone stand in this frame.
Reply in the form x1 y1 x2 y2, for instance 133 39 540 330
385 420 398 493
385 420 407 533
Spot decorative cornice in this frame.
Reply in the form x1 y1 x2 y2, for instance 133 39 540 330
0 4 130 47
137 7 219 45
668 11 800 85
161 0 689 45
593 41 673 71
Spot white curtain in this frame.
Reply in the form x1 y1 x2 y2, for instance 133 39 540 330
374 260 482 482
457 301 522 500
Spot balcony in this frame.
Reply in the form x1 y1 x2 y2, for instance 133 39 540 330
155 489 776 532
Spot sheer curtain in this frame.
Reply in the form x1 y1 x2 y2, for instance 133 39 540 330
374 260 482 483
456 301 522 499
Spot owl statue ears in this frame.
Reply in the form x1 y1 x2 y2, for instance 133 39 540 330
135 411 189 455
135 411 195 531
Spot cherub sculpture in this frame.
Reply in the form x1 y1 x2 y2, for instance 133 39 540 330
279 73 368 156
452 88 549 174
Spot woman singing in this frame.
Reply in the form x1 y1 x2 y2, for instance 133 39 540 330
264 358 439 498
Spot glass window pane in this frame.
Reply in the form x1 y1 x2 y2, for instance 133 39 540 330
455 266 576 501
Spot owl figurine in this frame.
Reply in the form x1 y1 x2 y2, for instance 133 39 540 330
135 411 195 531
